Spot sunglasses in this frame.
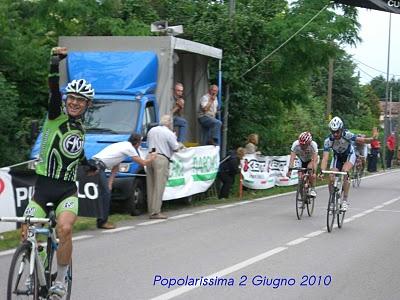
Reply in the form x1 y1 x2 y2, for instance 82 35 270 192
67 94 88 103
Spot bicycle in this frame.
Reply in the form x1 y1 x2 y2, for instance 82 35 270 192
322 170 348 233
290 167 315 220
0 203 72 300
351 155 364 188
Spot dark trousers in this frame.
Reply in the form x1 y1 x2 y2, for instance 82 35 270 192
217 172 235 199
387 150 394 168
367 149 379 172
96 169 111 227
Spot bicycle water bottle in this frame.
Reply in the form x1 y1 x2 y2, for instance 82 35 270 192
38 245 47 267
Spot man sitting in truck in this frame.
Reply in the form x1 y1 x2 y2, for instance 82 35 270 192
171 82 188 143
198 84 222 146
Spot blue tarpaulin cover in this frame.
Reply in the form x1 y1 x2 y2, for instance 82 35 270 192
66 51 158 96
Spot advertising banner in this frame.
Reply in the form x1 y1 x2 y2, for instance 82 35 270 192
241 154 300 189
0 168 17 232
0 167 102 233
335 0 400 14
163 146 219 200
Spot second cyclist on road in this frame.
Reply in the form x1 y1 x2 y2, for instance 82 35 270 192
287 132 319 197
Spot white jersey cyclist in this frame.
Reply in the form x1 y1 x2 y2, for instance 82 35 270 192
291 140 318 163
353 135 368 158
323 129 357 169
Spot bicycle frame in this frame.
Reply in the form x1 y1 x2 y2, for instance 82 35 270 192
0 216 57 288
290 167 315 219
322 170 347 232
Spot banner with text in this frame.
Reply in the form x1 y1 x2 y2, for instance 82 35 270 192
163 146 220 200
241 154 300 189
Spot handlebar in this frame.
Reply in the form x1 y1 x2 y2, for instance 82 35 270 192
321 170 348 175
0 216 51 225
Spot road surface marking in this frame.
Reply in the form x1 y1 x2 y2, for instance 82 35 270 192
169 214 194 220
286 237 309 246
102 226 134 233
137 220 167 226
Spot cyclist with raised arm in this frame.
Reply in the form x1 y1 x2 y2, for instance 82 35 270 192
287 132 319 197
320 117 375 211
22 47 95 299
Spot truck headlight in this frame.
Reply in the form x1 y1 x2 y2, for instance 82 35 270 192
118 163 130 173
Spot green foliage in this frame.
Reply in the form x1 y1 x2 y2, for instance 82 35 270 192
0 0 380 165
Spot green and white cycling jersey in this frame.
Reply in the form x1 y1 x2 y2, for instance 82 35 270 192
36 115 85 182
35 54 85 182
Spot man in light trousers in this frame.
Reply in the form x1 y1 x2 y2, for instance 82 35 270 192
146 115 180 219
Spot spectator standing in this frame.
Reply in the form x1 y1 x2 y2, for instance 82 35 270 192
245 133 260 154
368 127 381 172
91 133 155 227
198 84 222 145
386 132 396 168
171 82 187 143
146 115 180 219
217 147 245 199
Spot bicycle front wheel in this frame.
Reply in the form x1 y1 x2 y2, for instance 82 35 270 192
307 194 315 217
337 192 346 228
7 241 39 300
65 262 73 300
327 193 336 233
356 169 361 187
295 184 305 220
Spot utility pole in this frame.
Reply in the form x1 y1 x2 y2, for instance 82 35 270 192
222 0 235 158
383 13 392 168
326 58 334 120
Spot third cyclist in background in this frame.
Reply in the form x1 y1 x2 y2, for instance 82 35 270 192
320 117 376 211
287 132 319 197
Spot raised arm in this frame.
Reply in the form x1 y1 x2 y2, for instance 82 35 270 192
48 47 67 120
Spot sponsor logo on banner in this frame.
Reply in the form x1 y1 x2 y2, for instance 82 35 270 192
163 146 219 200
241 154 299 189
0 178 4 194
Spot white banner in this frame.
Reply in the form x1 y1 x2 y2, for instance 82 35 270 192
163 146 219 200
241 154 299 189
0 169 17 232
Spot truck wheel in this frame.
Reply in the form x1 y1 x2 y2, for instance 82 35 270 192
126 179 146 216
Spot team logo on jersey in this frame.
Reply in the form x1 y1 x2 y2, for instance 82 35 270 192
63 134 83 155
63 201 75 209
24 207 37 216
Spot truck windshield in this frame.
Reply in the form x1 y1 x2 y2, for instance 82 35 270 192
84 100 139 134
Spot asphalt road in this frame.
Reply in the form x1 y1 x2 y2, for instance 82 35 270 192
1 170 400 300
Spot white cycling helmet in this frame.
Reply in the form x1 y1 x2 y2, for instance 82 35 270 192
66 79 95 101
329 116 343 131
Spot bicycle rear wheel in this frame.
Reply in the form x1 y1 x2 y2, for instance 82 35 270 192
307 194 315 217
327 193 336 233
7 241 39 300
295 183 305 220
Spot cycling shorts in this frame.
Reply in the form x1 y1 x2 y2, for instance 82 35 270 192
23 175 79 218
330 151 356 171
300 160 311 169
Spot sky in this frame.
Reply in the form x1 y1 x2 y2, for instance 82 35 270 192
344 8 400 84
